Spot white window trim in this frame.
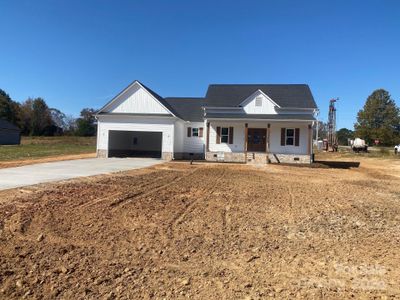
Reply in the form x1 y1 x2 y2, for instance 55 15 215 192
192 127 199 137
221 127 229 143
285 128 295 146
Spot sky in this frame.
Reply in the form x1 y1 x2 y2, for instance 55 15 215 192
0 0 399 129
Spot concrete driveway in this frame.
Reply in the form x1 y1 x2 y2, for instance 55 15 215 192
0 158 163 190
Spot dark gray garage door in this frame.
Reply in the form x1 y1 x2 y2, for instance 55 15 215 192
108 130 162 158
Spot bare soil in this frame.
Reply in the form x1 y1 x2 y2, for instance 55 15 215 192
0 155 399 299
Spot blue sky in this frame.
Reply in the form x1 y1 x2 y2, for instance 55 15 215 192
0 0 399 129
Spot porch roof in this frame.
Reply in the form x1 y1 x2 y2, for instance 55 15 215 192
205 113 316 121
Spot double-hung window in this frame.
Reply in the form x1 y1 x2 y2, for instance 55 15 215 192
192 128 199 137
286 128 295 146
221 127 229 143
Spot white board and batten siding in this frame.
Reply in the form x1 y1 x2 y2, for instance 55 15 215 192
103 83 170 115
242 90 278 115
97 115 175 153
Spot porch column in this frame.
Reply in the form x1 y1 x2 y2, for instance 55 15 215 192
307 124 312 155
244 123 248 162
266 123 270 153
206 122 210 152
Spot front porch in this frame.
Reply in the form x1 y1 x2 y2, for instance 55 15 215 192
205 120 313 164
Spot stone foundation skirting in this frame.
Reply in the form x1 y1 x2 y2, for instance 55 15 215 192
246 152 268 164
268 153 311 164
97 149 108 158
206 152 246 163
174 153 204 160
162 152 173 161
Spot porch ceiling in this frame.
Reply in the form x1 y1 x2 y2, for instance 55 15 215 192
205 113 315 121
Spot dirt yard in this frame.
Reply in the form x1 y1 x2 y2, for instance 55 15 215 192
0 155 399 299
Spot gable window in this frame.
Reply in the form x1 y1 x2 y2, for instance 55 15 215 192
255 97 262 107
285 128 294 146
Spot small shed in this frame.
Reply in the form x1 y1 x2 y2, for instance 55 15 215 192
0 119 21 145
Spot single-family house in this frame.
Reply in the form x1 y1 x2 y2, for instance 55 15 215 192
96 81 318 164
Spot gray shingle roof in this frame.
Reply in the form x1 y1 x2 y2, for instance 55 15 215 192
205 112 316 121
164 98 204 122
139 82 184 119
0 119 20 131
205 84 317 109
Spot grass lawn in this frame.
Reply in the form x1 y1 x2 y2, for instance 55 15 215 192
0 136 96 161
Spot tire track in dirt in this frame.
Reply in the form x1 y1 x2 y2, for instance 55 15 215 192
113 168 200 209
78 170 191 209
167 168 227 239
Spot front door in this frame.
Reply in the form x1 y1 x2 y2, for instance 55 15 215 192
247 128 267 152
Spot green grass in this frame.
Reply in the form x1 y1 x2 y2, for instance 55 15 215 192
315 145 399 160
0 136 96 161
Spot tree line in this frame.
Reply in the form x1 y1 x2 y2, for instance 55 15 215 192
317 89 400 146
0 89 96 136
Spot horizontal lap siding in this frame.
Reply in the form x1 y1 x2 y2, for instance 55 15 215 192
182 122 205 153
269 122 309 155
208 122 245 152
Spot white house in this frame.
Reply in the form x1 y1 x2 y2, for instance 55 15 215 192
96 81 318 164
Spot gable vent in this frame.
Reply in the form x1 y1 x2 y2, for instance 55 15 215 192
255 97 262 107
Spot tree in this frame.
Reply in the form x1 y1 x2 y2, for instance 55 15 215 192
19 99 34 135
0 89 21 126
336 128 354 145
355 89 400 145
19 98 53 135
31 98 53 136
75 108 97 136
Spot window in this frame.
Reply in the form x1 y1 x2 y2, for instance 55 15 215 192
192 128 199 137
286 128 294 146
133 137 138 145
255 97 262 107
221 127 229 143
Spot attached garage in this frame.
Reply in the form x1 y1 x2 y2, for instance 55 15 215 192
108 130 162 158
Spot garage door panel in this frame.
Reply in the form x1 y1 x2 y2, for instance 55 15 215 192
108 130 162 158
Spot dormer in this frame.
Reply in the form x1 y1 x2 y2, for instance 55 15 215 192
240 90 280 114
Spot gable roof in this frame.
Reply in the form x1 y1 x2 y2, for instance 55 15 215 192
97 80 180 118
164 98 204 122
205 84 317 109
0 119 20 131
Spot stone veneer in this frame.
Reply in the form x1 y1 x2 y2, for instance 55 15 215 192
97 149 108 158
206 152 246 163
246 152 268 164
97 150 173 161
205 151 311 164
161 152 173 161
267 153 311 164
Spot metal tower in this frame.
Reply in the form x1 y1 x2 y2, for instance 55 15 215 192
327 98 338 151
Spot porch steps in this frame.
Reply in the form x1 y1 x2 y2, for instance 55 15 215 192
246 152 269 164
